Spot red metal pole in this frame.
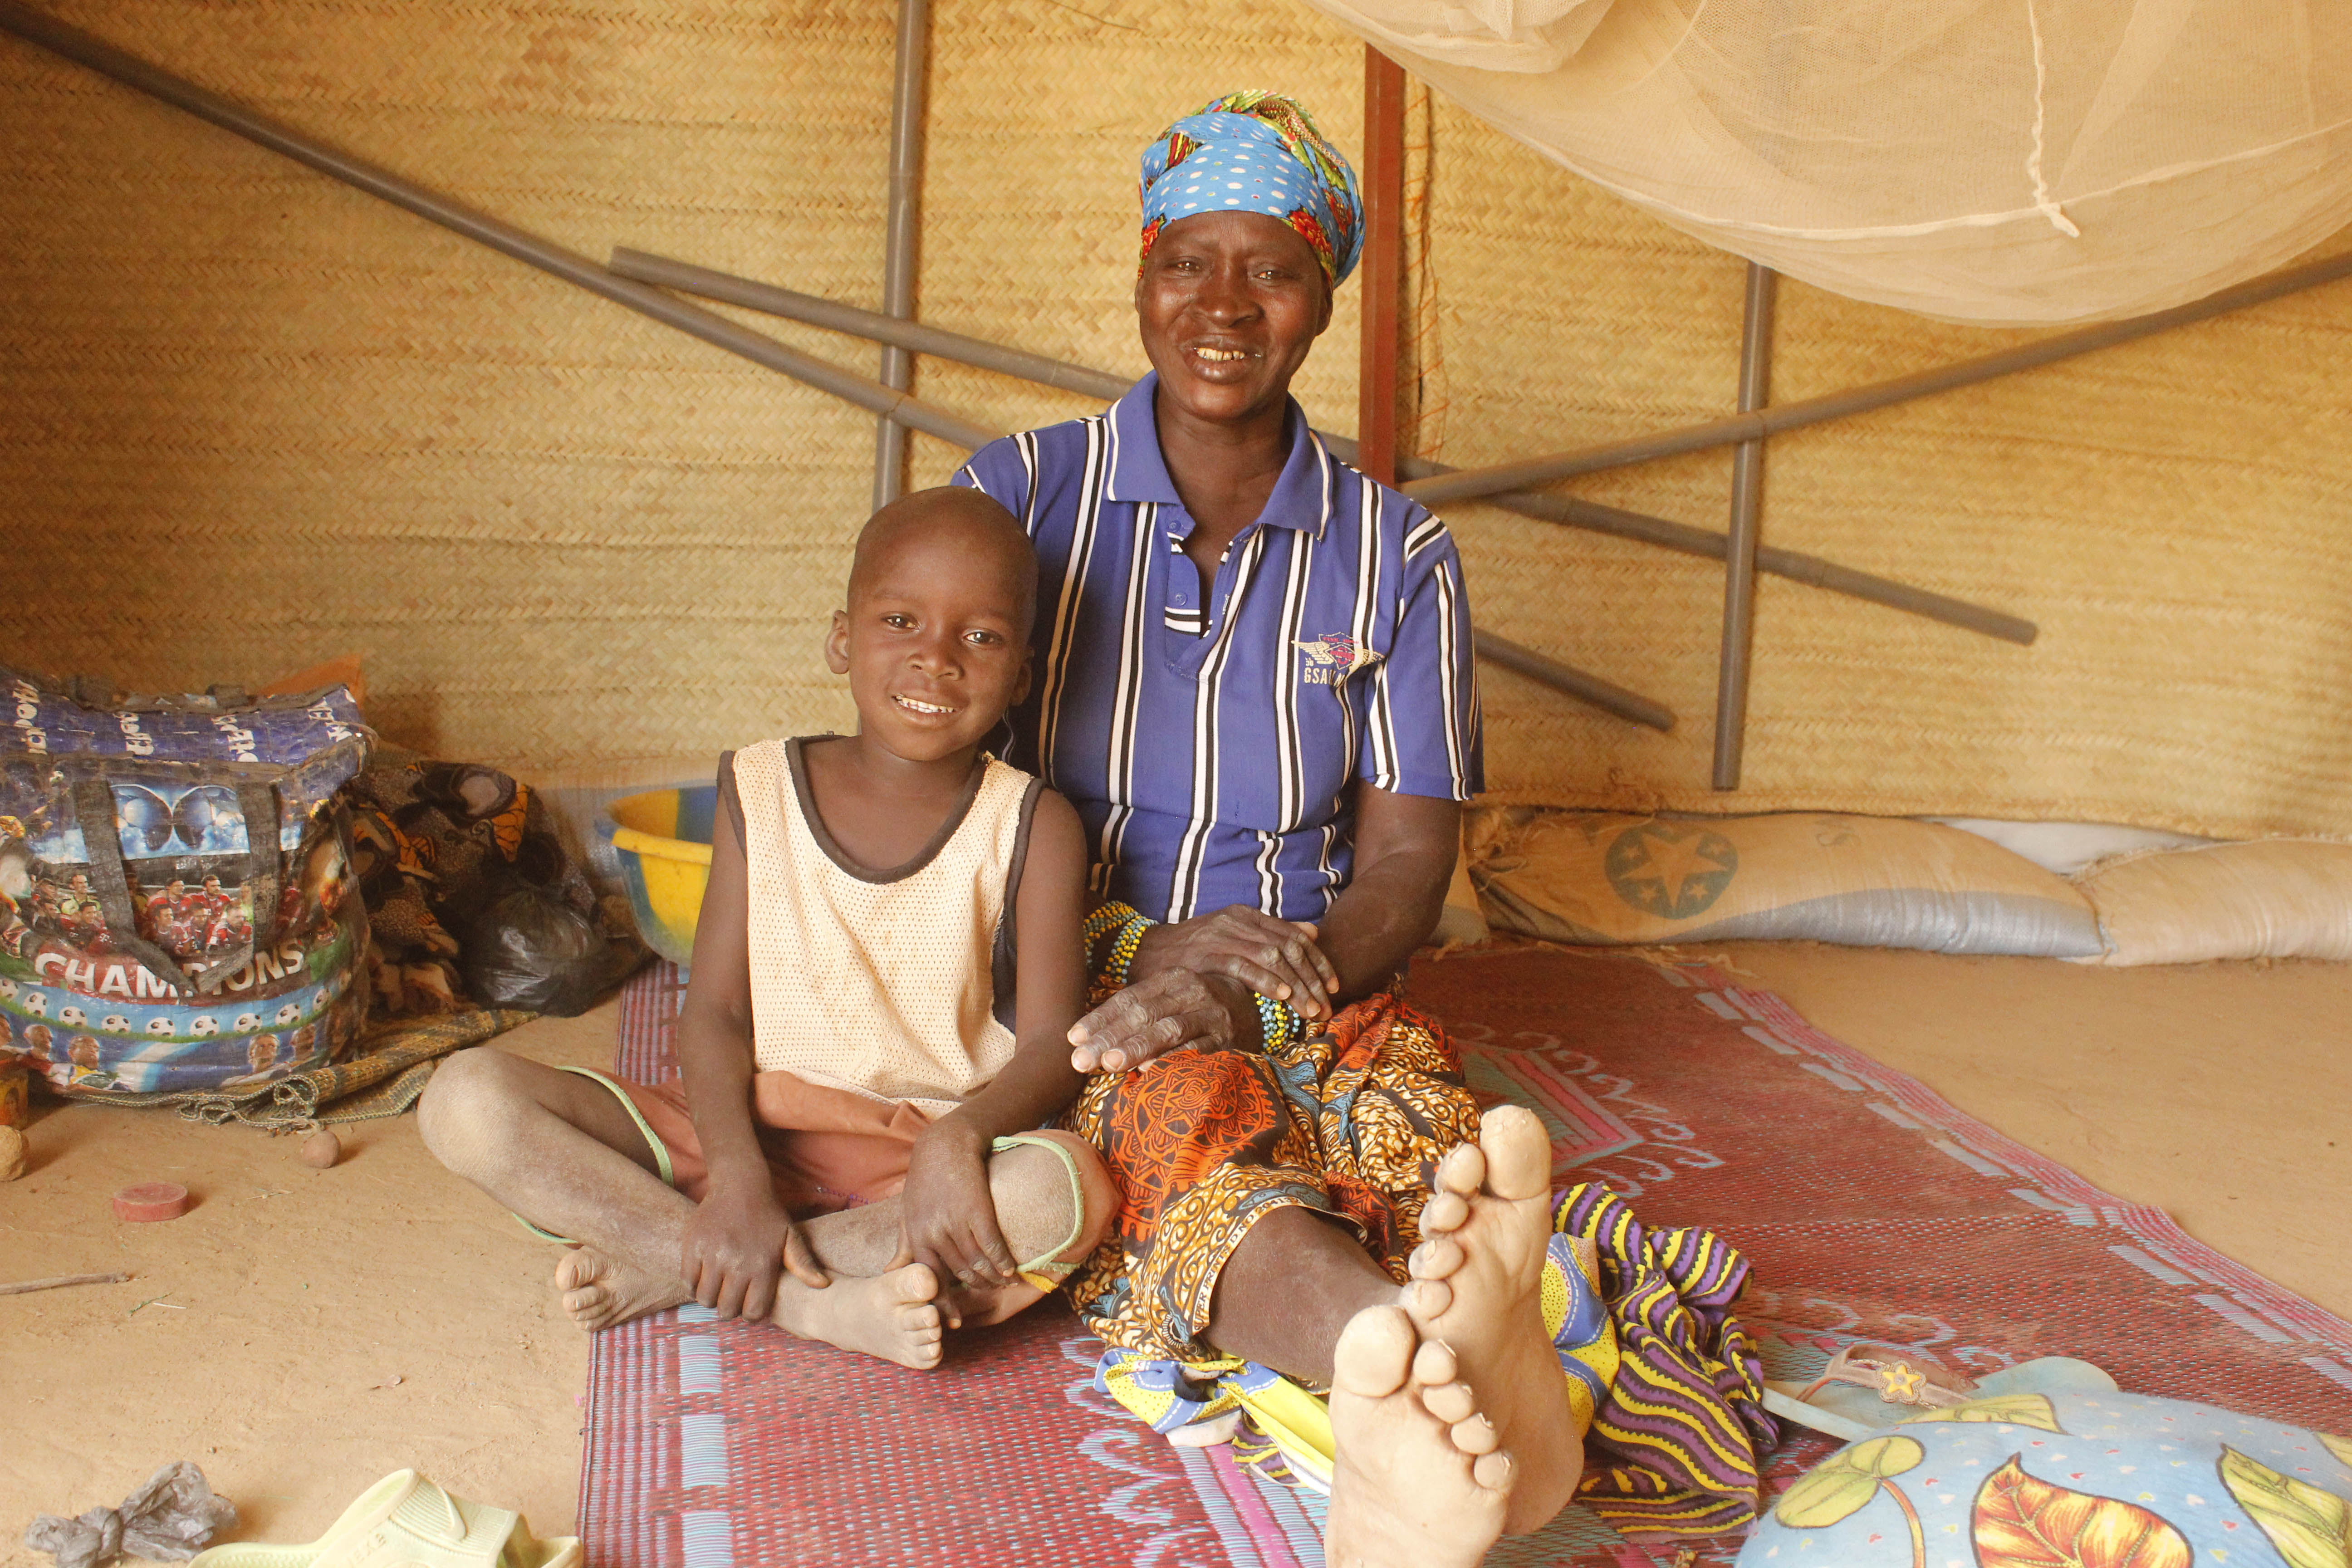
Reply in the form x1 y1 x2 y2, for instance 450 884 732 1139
1357 46 1407 486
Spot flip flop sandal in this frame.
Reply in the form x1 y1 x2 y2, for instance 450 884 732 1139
1765 1345 1979 1440
1765 1345 2118 1441
188 1470 579 1568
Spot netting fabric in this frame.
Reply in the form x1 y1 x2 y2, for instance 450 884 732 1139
1293 0 2352 323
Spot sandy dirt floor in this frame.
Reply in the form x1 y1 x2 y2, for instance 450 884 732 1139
3 946 2347 1564
0 1004 612 1567
1715 943 2352 1323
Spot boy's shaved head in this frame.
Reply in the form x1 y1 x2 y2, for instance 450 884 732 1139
851 485 1037 637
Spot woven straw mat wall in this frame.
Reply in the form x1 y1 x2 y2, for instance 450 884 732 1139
2 1 2347 837
1428 91 2352 839
0 0 1361 782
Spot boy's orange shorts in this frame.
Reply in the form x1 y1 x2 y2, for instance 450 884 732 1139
561 1063 1110 1233
564 1063 944 1213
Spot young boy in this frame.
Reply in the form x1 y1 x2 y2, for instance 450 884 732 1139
420 486 1113 1368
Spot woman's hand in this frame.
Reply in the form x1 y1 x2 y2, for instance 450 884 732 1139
1130 906 1338 1020
900 1120 1018 1310
678 1177 824 1321
1068 968 1254 1073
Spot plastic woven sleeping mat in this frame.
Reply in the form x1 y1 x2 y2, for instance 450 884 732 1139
577 952 2352 1567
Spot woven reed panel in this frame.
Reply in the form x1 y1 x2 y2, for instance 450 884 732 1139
1423 95 2352 838
0 0 898 769
902 0 1366 491
5 1 2350 836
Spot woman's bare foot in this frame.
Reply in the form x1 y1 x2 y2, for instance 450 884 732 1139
1325 1303 1512 1568
771 1262 946 1370
556 1246 692 1332
1404 1104 1584 1534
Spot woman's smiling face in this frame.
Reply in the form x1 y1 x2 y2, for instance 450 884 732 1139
1134 210 1332 428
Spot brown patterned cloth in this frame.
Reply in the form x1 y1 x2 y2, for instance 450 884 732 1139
347 750 642 1018
1060 980 1480 1360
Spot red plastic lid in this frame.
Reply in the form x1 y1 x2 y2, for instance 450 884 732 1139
113 1181 191 1222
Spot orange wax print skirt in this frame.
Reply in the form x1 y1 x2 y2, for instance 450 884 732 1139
1057 931 1482 1362
576 1065 932 1214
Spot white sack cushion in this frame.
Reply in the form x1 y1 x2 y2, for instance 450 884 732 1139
1468 808 2102 957
1926 817 2213 877
2078 839 2352 965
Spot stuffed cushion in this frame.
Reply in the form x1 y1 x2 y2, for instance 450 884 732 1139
1469 808 2102 957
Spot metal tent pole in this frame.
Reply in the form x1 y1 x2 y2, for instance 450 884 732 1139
1402 248 2352 509
1439 481 2034 644
872 0 929 508
0 3 1681 734
1473 632 1674 732
0 1 1000 451
610 247 1132 401
608 249 2035 644
1714 264 1777 789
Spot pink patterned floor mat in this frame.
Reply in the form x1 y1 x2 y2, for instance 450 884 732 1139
577 950 2352 1566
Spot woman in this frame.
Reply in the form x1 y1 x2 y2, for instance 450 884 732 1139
955 92 1583 1564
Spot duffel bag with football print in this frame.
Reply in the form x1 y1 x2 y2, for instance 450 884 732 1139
0 667 373 1100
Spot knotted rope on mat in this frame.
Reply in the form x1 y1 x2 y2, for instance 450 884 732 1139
22 1461 235 1568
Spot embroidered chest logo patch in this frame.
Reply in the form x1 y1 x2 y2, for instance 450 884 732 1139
1295 633 1383 686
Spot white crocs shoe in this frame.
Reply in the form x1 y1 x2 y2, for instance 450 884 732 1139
189 1470 580 1568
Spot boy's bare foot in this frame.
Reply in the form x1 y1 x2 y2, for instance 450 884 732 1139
1404 1104 1584 1535
1325 1303 1512 1568
772 1262 946 1370
556 1246 691 1332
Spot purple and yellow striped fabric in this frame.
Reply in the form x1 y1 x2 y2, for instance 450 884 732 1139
1558 1182 1782 1538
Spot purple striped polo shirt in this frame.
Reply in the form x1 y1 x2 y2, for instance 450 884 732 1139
953 374 1482 923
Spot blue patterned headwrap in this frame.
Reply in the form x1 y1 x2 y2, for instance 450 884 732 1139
1138 91 1364 289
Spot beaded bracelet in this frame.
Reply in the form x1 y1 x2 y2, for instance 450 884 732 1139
1080 902 1136 956
1105 915 1153 990
1085 901 1299 1054
1252 990 1301 1055
1082 902 1156 990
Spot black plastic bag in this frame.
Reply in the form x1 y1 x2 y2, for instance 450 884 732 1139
461 883 644 1016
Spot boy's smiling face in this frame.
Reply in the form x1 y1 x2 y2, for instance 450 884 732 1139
826 492 1035 765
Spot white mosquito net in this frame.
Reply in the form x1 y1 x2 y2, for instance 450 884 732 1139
1295 0 2352 323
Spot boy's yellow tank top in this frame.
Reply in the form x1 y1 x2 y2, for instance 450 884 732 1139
730 736 1034 1114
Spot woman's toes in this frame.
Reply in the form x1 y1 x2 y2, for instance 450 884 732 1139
1334 1303 1418 1398
1421 1379 1478 1425
1421 1189 1470 1235
1403 1277 1454 1320
1411 1235 1466 1279
1449 1413 1502 1455
1476 1105 1553 1201
1411 1338 1458 1385
1435 1142 1486 1198
1472 1450 1516 1492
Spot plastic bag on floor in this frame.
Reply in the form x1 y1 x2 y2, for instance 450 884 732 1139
462 883 644 1016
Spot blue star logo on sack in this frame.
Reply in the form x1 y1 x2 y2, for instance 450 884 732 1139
1604 820 1740 919
1294 633 1383 687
